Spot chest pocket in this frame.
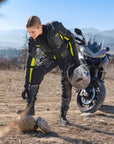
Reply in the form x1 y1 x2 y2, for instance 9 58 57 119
53 33 64 49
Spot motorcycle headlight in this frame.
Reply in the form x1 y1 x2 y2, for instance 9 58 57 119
84 52 106 58
96 54 106 58
83 52 92 57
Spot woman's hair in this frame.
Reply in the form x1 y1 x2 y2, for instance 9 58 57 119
26 16 41 28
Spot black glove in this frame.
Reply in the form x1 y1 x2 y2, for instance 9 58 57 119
21 87 30 99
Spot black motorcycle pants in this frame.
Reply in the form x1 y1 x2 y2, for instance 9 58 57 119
30 57 72 100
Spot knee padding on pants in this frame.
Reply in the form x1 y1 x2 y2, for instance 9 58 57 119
31 67 45 85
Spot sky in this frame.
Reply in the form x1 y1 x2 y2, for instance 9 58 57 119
0 0 114 31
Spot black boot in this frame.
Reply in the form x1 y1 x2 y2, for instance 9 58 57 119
59 98 71 125
17 85 39 116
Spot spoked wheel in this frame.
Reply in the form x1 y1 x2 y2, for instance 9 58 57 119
77 81 106 113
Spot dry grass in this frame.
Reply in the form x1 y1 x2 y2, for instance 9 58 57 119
0 69 114 144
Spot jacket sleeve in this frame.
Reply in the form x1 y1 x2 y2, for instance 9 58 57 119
53 21 80 66
24 38 36 88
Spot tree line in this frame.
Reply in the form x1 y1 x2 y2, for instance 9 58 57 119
0 48 114 70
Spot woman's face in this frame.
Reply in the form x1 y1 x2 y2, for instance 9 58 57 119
27 25 42 39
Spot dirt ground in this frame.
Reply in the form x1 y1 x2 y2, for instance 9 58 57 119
0 68 114 144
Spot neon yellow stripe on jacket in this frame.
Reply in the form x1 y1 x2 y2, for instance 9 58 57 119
55 33 59 37
59 34 64 40
43 53 47 57
55 34 73 56
36 45 40 47
69 41 74 56
54 56 56 59
55 33 64 40
64 37 69 41
29 57 35 83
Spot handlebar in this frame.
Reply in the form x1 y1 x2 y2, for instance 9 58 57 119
75 37 85 45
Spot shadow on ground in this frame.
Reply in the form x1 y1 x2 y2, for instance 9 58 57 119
72 124 114 136
23 130 92 144
99 104 114 115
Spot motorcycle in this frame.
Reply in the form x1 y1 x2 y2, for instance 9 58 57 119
74 28 110 113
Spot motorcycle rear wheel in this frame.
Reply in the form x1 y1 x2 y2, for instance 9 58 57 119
77 81 106 113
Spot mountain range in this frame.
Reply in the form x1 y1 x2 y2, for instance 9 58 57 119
0 29 27 49
0 28 114 53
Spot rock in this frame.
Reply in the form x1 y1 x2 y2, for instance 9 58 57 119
17 115 37 132
36 117 51 133
98 119 108 125
80 113 95 117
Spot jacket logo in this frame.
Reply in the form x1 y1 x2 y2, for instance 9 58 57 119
36 45 40 47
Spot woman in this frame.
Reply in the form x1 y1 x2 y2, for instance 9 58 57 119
18 16 80 125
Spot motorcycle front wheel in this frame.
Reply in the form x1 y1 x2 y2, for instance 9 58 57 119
77 81 106 113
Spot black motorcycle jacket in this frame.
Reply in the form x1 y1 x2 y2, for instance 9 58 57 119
24 21 80 87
